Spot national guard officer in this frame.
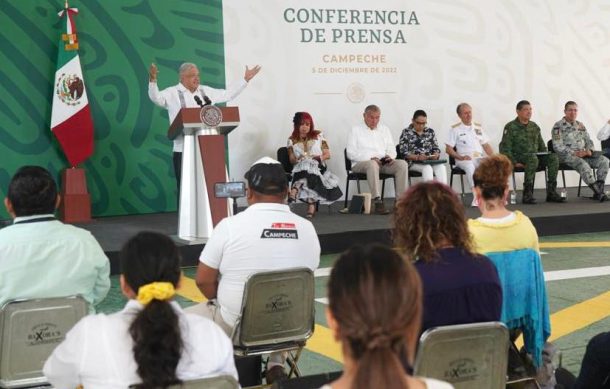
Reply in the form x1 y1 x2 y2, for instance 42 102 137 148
552 101 608 202
500 100 564 204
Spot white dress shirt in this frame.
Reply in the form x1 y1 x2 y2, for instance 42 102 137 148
148 79 247 152
346 123 397 162
596 122 610 142
446 122 490 157
43 300 238 389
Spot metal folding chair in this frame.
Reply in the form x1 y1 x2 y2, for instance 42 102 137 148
414 321 510 389
0 295 88 388
343 148 394 208
164 375 239 389
231 268 315 378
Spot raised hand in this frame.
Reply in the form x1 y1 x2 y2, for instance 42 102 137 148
244 65 261 82
149 63 158 82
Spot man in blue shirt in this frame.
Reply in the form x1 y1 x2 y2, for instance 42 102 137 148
0 166 110 311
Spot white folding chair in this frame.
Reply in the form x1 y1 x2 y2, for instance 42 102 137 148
0 295 88 388
231 267 315 378
414 321 510 389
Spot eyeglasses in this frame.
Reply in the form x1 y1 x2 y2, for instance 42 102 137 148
414 121 427 126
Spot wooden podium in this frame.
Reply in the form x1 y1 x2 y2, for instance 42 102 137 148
168 106 240 242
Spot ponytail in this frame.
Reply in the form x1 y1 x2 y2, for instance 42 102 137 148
328 244 422 389
130 298 183 388
354 346 409 389
120 232 183 389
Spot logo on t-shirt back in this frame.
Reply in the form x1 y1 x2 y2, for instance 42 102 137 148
261 222 298 239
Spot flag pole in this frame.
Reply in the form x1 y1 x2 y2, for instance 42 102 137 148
52 0 93 223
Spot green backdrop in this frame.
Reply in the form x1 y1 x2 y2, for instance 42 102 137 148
0 0 226 220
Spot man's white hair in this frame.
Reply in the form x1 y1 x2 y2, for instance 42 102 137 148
179 62 197 76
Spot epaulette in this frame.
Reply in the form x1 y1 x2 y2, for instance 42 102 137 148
451 122 461 128
474 122 482 128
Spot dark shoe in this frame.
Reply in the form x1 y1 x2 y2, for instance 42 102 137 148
522 194 537 204
265 365 288 385
522 184 537 204
546 180 566 202
374 200 390 215
545 191 566 203
596 180 606 195
589 183 608 202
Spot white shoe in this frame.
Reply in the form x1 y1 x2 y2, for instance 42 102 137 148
471 197 479 207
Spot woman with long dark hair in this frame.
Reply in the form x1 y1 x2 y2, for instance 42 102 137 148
323 244 453 389
44 232 237 388
287 111 342 217
393 182 502 334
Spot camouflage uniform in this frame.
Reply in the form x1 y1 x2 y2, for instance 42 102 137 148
551 118 608 185
552 117 608 202
500 118 562 202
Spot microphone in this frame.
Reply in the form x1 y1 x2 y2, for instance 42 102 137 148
194 95 204 107
203 95 212 106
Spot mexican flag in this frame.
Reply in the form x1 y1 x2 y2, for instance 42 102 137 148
50 1 94 167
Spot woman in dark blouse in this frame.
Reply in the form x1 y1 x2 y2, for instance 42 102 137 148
393 181 502 333
398 110 447 184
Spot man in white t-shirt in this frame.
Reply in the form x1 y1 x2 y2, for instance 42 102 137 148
188 157 320 383
445 103 494 206
346 104 409 214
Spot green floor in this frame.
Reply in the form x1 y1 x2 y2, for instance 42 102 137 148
97 231 610 377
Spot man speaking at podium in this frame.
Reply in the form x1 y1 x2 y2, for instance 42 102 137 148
148 62 261 188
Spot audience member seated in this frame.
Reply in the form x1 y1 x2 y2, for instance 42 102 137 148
571 331 610 389
468 154 539 253
469 155 552 378
287 111 342 218
346 104 409 215
188 157 320 384
444 102 494 207
0 166 110 311
398 109 448 184
322 244 453 389
393 181 502 334
43 231 238 388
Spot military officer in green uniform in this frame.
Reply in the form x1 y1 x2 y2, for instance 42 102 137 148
500 100 564 204
552 101 608 202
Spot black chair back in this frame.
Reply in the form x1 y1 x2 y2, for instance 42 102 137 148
395 144 404 160
343 149 353 171
448 145 458 167
277 147 293 174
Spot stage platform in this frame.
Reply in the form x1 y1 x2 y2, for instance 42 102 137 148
62 187 610 274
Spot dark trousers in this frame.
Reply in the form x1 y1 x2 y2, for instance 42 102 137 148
173 151 182 195
574 332 610 389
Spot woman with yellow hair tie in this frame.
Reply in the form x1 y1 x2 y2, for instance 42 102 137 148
44 232 238 388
